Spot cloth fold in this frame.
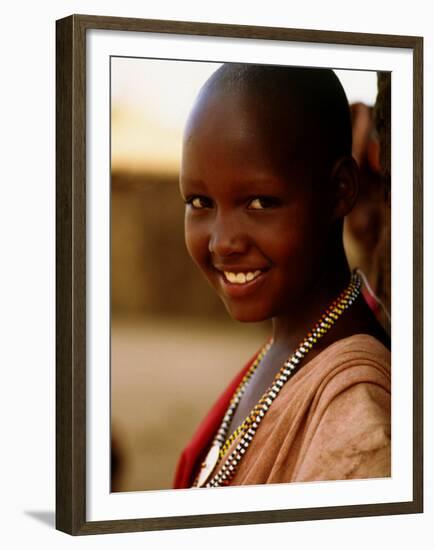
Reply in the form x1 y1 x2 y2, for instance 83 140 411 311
173 333 391 489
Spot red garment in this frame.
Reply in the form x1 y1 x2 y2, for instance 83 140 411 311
362 287 380 316
172 349 260 489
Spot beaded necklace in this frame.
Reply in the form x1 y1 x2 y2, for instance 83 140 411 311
194 271 362 488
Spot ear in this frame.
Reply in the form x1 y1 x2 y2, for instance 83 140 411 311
328 155 359 219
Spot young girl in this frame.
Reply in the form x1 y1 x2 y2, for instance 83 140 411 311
174 64 391 489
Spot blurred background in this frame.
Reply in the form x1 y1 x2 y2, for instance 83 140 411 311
110 58 391 492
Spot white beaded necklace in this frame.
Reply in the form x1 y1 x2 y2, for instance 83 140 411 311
194 271 362 488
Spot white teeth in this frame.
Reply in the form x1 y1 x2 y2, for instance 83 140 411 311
223 270 262 284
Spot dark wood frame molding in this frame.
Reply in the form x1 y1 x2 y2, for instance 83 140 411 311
56 14 423 535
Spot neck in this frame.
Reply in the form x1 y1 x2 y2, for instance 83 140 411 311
271 251 351 351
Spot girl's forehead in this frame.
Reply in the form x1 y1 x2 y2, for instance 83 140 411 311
182 88 323 184
183 64 352 185
188 86 305 139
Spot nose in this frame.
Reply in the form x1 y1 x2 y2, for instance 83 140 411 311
208 212 249 257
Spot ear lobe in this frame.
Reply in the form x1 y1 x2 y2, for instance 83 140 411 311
329 155 359 219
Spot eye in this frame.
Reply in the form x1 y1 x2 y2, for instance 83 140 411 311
247 196 280 210
185 195 213 210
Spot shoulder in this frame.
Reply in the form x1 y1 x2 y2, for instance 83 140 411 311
293 335 391 481
275 333 391 421
294 379 391 481
314 333 390 373
302 333 391 427
301 333 390 402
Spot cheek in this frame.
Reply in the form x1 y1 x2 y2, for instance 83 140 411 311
184 220 209 268
264 220 320 277
262 222 307 258
276 220 333 284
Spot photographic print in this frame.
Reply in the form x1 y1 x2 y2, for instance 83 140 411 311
56 15 423 535
110 58 391 493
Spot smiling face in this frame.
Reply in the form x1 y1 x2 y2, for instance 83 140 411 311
180 82 343 323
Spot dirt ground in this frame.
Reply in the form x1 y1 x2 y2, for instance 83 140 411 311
111 316 269 491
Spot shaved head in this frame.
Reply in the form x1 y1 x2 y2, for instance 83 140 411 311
180 62 360 325
188 63 352 183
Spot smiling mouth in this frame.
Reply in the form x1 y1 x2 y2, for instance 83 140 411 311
213 267 269 300
223 270 263 284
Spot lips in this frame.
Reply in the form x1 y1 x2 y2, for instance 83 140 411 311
213 266 269 298
223 270 262 284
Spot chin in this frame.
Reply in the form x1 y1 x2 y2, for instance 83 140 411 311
224 303 271 323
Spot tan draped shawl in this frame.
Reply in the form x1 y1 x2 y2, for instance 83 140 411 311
211 333 391 486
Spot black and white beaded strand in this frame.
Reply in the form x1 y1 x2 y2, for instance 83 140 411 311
204 271 362 488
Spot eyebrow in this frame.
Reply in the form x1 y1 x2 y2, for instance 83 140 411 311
178 177 206 198
179 176 206 187
180 174 288 193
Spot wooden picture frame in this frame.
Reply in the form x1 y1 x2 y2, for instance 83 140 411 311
56 14 423 535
